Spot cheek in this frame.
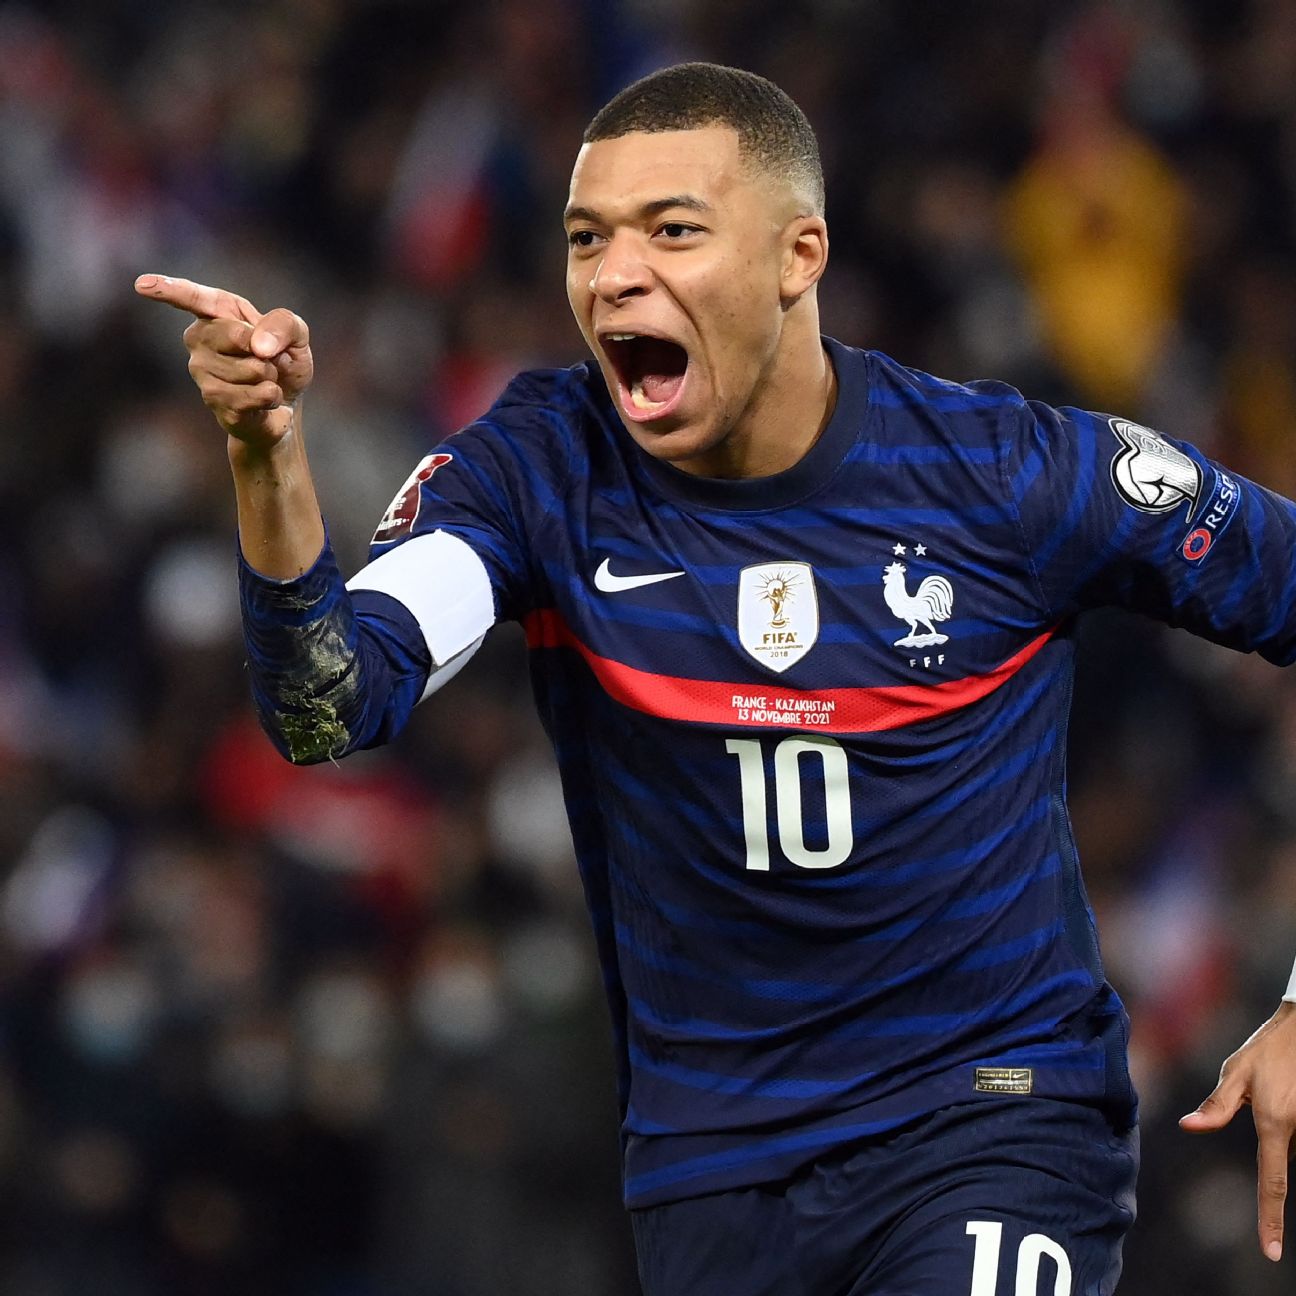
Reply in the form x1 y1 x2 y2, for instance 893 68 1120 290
707 273 780 372
715 245 780 319
565 267 593 317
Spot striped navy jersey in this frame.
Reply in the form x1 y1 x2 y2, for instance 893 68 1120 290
240 338 1296 1208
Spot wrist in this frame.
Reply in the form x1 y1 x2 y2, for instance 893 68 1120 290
227 417 304 479
226 397 302 468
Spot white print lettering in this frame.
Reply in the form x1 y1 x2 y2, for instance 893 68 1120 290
966 1221 1072 1296
730 694 838 727
909 654 946 670
1181 469 1239 564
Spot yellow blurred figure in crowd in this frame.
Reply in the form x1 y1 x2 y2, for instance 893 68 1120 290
1007 83 1185 409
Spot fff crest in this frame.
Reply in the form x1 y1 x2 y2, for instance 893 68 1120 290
737 562 819 673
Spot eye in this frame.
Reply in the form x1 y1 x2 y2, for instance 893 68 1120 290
567 229 603 250
657 223 699 240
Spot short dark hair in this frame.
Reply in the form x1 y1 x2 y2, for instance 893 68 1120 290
584 62 825 215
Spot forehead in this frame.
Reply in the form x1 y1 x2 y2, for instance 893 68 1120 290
567 125 751 216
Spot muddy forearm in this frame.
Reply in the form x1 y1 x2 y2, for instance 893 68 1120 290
238 538 367 762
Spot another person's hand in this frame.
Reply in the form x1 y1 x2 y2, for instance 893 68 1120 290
1180 1001 1296 1262
134 274 313 451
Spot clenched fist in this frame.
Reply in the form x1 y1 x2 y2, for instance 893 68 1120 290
135 274 314 451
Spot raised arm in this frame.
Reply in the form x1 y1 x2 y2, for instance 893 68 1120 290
133 273 529 766
134 272 430 764
134 273 322 578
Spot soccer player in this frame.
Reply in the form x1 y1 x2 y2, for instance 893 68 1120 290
137 62 1296 1296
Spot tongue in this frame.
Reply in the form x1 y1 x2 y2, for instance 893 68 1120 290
631 337 687 407
639 370 684 404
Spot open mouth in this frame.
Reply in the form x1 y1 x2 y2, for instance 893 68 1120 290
602 333 690 422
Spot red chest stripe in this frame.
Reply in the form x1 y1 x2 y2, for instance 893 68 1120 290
522 609 1055 734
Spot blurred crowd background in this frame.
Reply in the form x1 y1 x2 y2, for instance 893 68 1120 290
3 0 1296 1292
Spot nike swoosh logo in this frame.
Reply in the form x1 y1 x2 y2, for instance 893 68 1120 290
594 558 686 593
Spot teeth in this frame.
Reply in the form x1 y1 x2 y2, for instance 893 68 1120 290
630 380 663 410
607 333 639 342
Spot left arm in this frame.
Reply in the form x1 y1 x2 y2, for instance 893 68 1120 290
1006 402 1296 664
1003 400 1296 1261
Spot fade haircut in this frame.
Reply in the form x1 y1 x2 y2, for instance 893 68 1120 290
584 62 825 216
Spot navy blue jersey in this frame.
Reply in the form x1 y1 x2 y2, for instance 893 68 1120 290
240 338 1296 1208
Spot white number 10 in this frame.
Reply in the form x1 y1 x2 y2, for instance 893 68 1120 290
967 1221 1072 1296
724 736 854 871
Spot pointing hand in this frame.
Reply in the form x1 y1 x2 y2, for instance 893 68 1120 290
135 274 314 449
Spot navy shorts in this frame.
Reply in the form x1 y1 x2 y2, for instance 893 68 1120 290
630 1097 1138 1296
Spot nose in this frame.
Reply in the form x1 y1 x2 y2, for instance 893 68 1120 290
589 232 652 303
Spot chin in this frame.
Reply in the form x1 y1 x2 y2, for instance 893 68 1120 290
595 360 733 470
623 418 728 469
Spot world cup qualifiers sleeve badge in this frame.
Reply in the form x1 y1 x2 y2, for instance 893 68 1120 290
372 453 454 545
1107 419 1237 564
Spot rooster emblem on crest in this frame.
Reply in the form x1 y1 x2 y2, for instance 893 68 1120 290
883 562 954 648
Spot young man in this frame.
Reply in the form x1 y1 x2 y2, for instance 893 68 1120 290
138 62 1296 1296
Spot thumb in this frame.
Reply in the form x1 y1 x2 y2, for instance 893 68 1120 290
1180 1074 1247 1132
249 307 309 360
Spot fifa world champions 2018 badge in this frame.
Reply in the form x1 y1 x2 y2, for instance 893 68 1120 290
737 563 819 673
372 453 454 544
1107 418 1237 563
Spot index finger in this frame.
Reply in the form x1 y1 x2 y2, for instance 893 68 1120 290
134 274 261 325
1256 1121 1290 1262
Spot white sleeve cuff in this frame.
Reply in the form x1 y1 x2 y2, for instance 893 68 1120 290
346 528 497 671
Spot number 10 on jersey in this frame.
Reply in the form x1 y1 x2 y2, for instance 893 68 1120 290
725 735 854 870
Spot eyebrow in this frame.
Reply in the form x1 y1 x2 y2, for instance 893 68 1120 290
563 194 714 226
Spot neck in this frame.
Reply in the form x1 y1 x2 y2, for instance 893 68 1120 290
680 322 837 480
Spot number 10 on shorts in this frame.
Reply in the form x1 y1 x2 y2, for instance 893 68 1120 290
967 1221 1072 1296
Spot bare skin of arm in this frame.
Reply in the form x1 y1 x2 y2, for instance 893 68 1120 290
134 274 323 579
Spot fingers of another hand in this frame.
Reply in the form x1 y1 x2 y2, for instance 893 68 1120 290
136 274 261 324
1255 1119 1291 1262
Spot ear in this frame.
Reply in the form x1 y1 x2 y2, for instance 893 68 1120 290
780 215 829 302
